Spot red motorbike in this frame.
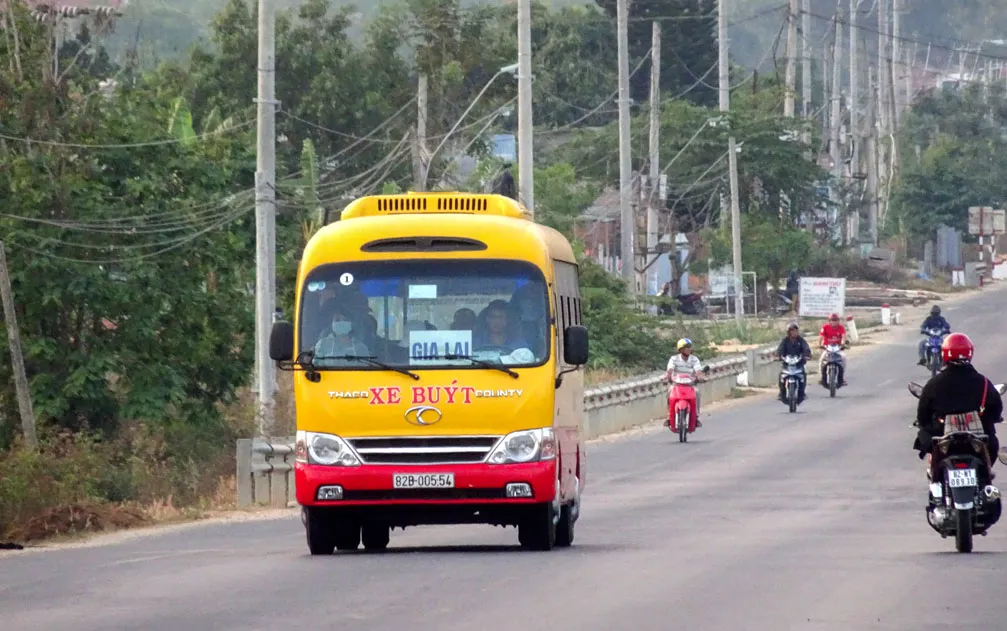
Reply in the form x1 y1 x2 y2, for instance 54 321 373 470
663 367 710 443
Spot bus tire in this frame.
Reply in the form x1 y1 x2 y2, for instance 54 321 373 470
555 503 575 547
518 503 557 551
304 507 336 556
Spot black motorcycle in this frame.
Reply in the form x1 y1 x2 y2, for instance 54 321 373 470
820 343 846 398
779 354 805 413
908 381 1007 553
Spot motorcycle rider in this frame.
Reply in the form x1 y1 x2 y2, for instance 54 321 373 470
817 312 849 387
914 332 1002 469
913 333 1003 525
664 338 707 427
917 305 951 366
775 321 812 404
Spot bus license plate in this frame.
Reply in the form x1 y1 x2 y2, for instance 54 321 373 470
393 473 455 489
948 468 977 488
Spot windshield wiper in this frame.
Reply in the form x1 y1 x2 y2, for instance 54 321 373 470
313 354 420 380
443 354 520 379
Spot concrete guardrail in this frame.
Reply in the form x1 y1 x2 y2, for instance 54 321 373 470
236 310 887 508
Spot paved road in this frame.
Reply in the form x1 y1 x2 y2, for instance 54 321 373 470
4 288 1007 631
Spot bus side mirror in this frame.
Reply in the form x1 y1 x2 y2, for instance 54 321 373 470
270 321 295 362
563 325 589 366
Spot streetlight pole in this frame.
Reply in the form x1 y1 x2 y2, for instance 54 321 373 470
719 0 744 322
617 0 635 292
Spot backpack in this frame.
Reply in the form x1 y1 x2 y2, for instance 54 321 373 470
941 377 990 436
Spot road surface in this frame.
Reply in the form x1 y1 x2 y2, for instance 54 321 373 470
3 288 1007 631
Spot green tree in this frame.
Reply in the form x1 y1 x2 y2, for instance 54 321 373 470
892 83 1007 237
530 3 619 128
534 162 601 235
0 4 254 448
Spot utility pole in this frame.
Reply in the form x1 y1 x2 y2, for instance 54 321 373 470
517 0 535 217
892 0 902 126
646 21 661 299
830 13 843 182
876 0 887 139
785 0 798 116
616 0 635 292
0 242 37 451
822 35 831 143
801 0 811 121
719 0 744 321
254 0 277 436
849 0 860 176
906 41 916 107
867 63 879 245
412 74 428 191
886 0 898 175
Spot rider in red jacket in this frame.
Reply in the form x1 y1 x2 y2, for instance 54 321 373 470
817 313 848 386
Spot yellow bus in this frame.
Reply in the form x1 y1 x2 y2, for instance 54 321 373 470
269 192 590 554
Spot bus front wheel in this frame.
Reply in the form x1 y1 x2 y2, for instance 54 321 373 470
518 503 557 551
304 507 337 555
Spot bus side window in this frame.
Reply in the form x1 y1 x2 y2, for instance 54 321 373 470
552 260 583 366
554 292 563 359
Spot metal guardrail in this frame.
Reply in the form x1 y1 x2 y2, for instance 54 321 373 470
582 351 754 411
236 437 297 509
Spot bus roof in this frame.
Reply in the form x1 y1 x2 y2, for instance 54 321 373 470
340 192 532 221
301 193 577 270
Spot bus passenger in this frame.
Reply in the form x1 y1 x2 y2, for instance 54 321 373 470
314 307 370 367
475 300 529 352
451 308 477 331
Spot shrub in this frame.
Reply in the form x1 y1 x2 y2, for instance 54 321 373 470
0 402 254 542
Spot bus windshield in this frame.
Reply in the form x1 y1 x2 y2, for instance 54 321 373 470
299 259 550 370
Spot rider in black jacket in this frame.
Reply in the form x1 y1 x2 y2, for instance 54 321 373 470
914 333 1002 462
775 321 812 403
917 305 951 366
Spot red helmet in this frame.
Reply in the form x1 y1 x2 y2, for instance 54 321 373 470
829 312 839 321
941 332 974 364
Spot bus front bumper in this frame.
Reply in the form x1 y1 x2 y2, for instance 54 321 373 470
295 460 558 507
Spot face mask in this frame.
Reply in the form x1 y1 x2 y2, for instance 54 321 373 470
331 320 352 336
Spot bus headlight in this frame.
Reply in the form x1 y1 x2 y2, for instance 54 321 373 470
487 428 557 464
296 431 361 467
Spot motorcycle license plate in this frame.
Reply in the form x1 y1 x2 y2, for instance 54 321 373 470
948 468 977 488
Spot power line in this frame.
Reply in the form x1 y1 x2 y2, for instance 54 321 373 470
13 205 253 265
805 9 1007 62
0 119 256 149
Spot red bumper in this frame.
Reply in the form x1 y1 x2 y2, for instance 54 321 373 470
295 460 558 507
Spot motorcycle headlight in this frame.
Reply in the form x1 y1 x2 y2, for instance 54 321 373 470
487 428 557 464
295 430 361 467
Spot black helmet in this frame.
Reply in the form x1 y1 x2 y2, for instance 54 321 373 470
931 305 941 316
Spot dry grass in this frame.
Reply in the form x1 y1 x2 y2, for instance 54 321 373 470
6 502 152 543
